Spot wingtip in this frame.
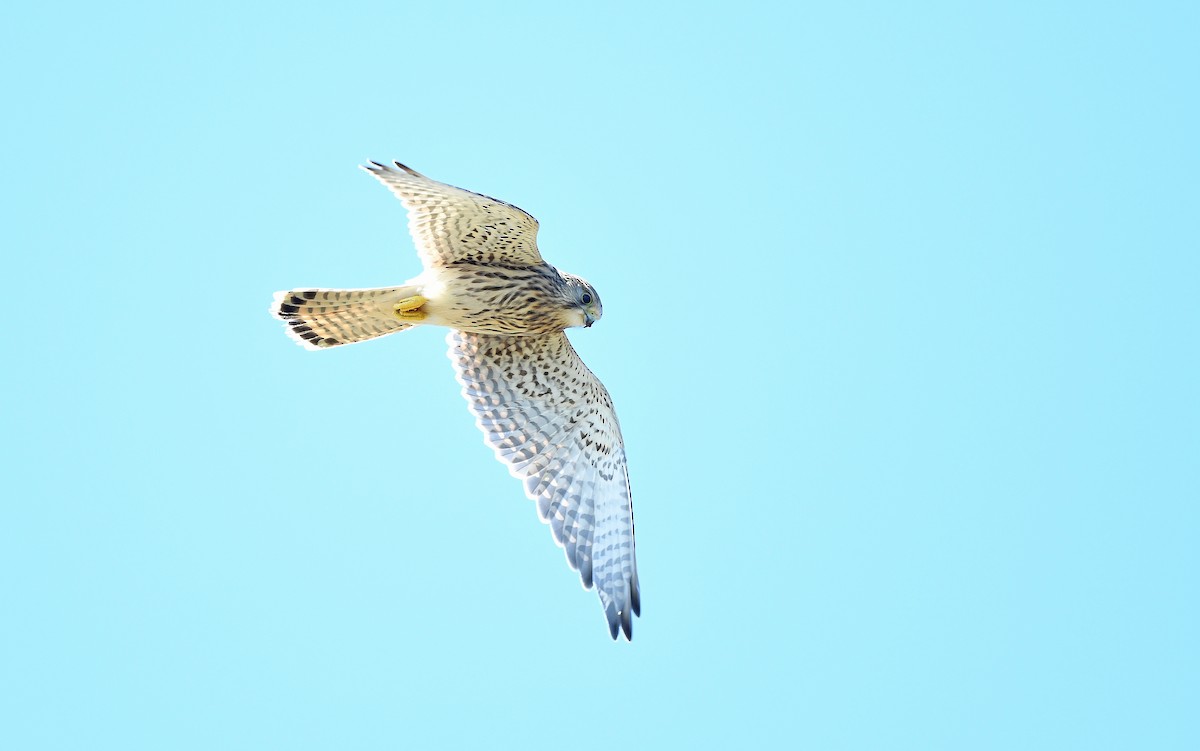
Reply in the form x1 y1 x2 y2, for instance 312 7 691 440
604 601 633 641
630 572 641 617
361 159 427 179
392 160 425 177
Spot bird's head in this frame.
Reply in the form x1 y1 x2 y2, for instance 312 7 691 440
560 273 603 329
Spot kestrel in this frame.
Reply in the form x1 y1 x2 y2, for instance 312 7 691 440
271 161 641 640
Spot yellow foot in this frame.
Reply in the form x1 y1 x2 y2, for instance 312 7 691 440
393 295 428 321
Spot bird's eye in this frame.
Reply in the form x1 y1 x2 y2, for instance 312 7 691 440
581 293 592 304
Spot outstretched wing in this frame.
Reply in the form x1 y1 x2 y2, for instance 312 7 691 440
448 330 640 640
362 161 543 268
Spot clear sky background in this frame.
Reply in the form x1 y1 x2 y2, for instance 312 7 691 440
2 2 1197 749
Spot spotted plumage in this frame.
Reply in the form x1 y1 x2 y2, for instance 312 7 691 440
270 161 640 640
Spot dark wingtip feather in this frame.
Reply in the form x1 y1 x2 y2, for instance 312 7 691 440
604 601 633 641
605 603 619 640
362 160 427 179
392 160 425 177
630 573 641 617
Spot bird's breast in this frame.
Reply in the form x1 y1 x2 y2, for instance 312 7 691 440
416 263 569 335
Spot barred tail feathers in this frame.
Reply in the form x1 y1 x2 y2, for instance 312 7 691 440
271 286 419 349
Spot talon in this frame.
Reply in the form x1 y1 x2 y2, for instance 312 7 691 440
393 295 428 321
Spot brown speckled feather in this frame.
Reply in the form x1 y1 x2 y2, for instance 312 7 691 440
362 161 543 268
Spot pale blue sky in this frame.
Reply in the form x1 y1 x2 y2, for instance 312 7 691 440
2 2 1197 749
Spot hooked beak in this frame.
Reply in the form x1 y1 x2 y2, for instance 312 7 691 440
584 311 596 328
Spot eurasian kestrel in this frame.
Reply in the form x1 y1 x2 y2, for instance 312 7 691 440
271 162 640 640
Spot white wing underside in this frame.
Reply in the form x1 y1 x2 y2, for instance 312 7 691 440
448 330 640 639
362 161 543 268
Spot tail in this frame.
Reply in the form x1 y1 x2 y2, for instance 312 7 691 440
271 286 419 349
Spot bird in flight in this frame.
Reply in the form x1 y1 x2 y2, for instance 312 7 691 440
271 161 641 639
